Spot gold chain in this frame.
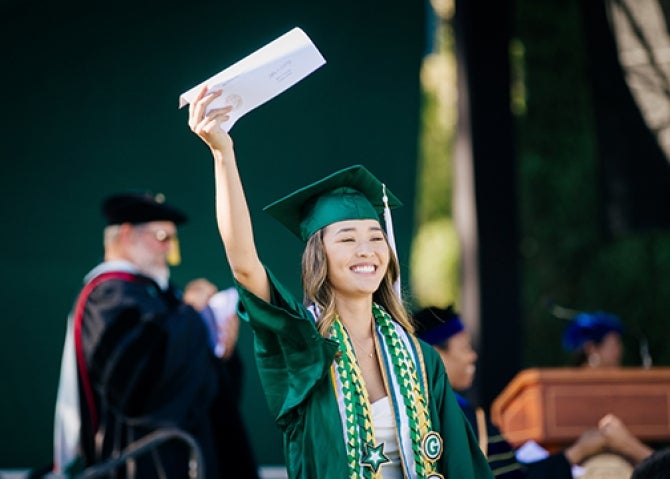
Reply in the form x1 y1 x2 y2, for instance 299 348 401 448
345 320 376 358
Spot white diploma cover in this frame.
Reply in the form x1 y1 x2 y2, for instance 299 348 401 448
179 27 326 131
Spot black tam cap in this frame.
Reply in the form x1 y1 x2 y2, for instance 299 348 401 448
102 191 188 225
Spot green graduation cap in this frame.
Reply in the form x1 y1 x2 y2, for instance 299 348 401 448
263 165 403 242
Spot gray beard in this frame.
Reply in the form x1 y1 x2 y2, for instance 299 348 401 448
140 266 170 290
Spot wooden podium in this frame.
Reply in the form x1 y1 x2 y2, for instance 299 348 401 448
490 367 670 449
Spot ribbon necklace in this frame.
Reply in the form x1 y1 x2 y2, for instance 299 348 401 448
330 303 442 478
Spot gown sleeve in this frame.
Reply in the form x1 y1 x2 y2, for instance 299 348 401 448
234 267 339 428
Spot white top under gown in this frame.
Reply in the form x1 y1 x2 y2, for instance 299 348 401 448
372 396 403 479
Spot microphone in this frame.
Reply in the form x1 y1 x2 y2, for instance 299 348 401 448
639 334 653 369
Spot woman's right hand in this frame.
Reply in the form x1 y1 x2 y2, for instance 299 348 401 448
188 86 234 154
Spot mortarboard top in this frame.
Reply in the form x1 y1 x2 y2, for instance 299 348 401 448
562 310 624 352
102 191 188 226
413 305 465 346
263 165 402 242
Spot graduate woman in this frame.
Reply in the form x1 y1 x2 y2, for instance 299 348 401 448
187 86 493 479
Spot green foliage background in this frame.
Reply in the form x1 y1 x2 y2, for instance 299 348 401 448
515 1 670 368
411 4 461 310
412 0 670 370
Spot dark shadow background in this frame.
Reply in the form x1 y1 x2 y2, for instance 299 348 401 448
0 0 425 468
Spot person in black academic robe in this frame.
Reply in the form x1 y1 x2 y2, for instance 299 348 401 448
53 192 258 479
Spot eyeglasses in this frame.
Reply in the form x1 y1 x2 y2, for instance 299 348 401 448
136 226 177 244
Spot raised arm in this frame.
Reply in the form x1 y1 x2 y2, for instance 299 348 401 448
188 86 270 301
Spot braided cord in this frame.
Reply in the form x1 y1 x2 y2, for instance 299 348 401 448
331 317 377 479
373 303 437 477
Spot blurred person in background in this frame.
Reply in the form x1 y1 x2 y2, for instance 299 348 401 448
183 279 245 404
415 305 654 478
561 311 624 368
52 191 258 478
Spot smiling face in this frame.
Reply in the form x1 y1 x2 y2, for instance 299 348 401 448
322 219 390 299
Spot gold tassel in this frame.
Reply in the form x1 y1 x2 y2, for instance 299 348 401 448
167 237 181 266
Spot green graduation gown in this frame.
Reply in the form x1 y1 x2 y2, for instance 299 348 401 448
236 268 493 478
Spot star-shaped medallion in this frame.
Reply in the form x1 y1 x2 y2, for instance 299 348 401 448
361 442 391 473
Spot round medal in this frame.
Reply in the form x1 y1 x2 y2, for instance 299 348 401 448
422 431 443 462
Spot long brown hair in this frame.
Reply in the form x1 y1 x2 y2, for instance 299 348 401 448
301 227 414 337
